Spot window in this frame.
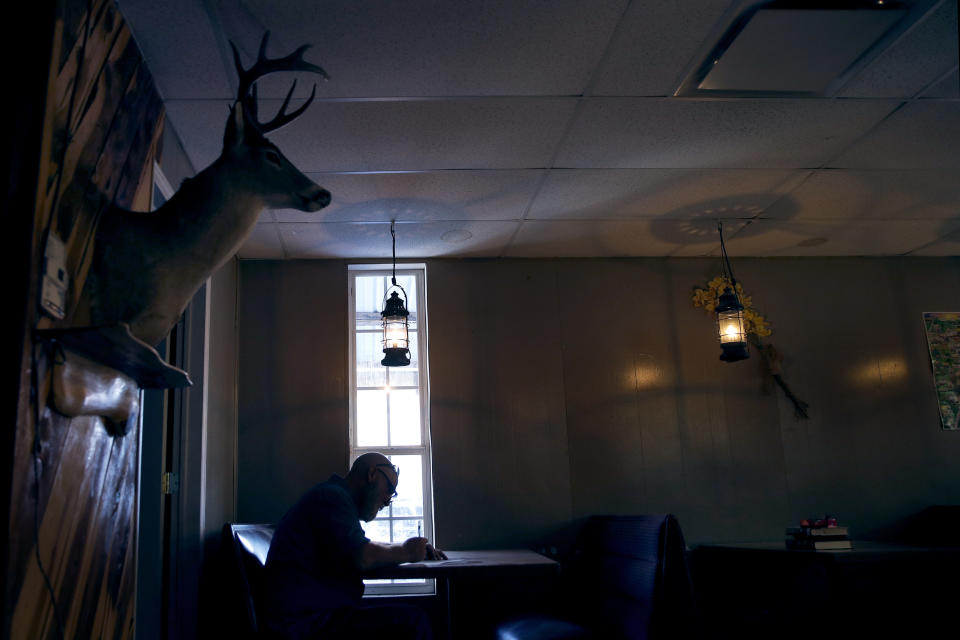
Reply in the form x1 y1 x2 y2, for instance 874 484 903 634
348 264 433 595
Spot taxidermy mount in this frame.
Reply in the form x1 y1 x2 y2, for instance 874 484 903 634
80 33 331 347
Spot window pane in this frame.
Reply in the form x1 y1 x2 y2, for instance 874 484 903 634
393 518 422 542
365 518 391 543
387 332 419 388
356 332 386 387
356 390 387 446
355 274 418 329
356 276 386 314
389 390 421 446
396 274 418 331
390 454 423 517
357 310 381 330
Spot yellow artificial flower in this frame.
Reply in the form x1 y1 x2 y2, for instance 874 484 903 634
692 275 772 337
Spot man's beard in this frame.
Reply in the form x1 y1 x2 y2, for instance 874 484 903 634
360 481 381 522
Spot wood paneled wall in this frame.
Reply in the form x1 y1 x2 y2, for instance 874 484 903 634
5 1 164 637
237 261 350 524
238 257 960 549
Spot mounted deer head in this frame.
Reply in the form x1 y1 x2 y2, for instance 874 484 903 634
222 34 331 211
81 33 331 347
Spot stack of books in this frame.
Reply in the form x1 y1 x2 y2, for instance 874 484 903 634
785 525 852 550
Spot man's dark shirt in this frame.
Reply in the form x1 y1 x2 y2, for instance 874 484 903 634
263 475 370 637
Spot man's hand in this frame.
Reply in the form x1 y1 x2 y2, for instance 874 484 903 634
358 538 450 569
402 537 428 562
402 537 448 562
426 542 447 560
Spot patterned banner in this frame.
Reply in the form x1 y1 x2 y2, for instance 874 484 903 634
923 312 960 430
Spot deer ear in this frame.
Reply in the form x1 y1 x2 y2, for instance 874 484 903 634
223 102 245 150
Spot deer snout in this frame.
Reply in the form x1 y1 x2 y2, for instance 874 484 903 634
301 186 331 211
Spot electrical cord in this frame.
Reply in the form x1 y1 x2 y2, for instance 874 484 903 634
31 340 66 639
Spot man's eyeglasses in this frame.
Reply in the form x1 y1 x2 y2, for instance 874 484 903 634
375 463 399 500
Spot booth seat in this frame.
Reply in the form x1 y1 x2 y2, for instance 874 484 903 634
222 523 276 637
497 514 699 640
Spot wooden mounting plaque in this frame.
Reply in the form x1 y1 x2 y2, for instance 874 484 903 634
36 323 191 388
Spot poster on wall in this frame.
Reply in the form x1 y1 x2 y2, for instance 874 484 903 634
923 312 960 431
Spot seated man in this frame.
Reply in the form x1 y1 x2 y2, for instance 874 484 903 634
263 452 446 639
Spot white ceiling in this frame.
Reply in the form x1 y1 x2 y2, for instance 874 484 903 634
117 0 960 259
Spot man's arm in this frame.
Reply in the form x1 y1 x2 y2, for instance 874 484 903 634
356 537 447 570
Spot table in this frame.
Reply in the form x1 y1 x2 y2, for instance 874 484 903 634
364 550 561 639
693 541 960 638
365 549 561 579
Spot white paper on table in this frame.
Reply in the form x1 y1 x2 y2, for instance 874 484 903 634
401 559 483 567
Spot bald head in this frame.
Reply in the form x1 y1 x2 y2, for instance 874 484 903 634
347 452 399 521
348 452 393 480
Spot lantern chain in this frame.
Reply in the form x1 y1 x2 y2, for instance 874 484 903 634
390 220 397 286
718 221 738 288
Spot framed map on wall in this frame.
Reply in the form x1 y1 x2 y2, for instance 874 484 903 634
923 312 960 431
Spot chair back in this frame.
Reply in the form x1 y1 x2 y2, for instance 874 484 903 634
223 523 276 635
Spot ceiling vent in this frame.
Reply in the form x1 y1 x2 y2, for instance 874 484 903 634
676 0 936 97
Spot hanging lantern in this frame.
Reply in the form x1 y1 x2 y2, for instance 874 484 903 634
381 221 411 367
381 286 411 367
716 285 749 361
715 222 749 362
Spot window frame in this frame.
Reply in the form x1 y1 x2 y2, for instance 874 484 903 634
347 263 434 596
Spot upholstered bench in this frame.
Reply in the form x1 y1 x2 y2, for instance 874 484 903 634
496 514 699 640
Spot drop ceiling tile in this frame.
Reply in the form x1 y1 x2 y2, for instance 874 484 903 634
764 169 960 221
237 0 627 97
921 68 959 98
261 100 424 172
162 101 229 172
238 223 284 259
504 219 749 257
252 98 577 172
333 98 576 171
278 221 520 259
274 170 544 223
590 0 734 96
528 168 808 219
221 38 329 104
906 222 960 255
555 98 897 169
119 0 232 100
165 99 371 171
830 101 960 169
722 218 951 256
838 0 958 98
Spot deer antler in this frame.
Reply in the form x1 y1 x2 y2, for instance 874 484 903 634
230 31 329 133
